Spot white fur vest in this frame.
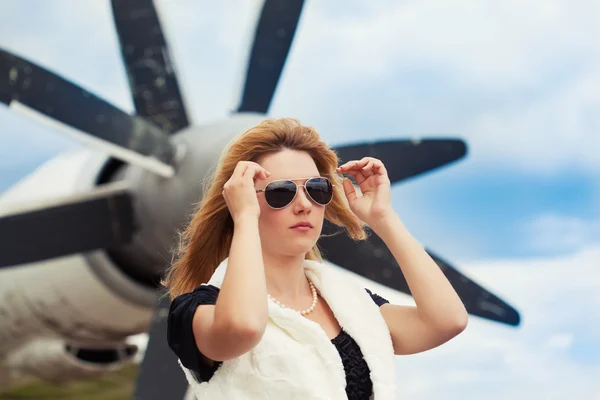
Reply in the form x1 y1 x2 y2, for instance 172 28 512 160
178 258 397 399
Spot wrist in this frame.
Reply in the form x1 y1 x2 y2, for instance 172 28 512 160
368 209 401 236
233 213 259 227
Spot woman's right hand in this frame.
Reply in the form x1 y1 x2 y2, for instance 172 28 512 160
222 161 270 223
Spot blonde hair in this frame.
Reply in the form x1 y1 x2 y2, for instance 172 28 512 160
162 118 367 299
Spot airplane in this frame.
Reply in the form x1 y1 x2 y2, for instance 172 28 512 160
0 0 521 398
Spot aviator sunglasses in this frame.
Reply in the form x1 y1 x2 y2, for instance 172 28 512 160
256 177 334 209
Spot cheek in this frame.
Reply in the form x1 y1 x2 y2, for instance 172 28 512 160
314 208 326 231
258 201 285 233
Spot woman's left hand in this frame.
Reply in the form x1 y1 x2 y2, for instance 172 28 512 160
337 157 394 226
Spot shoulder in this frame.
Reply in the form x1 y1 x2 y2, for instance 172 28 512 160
167 284 220 342
170 284 220 310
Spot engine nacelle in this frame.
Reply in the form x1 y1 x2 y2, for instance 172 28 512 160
4 338 137 387
0 115 267 389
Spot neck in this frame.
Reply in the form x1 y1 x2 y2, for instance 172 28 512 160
262 251 311 302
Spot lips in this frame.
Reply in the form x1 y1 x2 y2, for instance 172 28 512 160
290 221 313 229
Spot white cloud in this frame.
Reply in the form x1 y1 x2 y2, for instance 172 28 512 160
273 0 600 175
523 213 600 254
282 0 599 90
465 66 600 174
544 333 573 350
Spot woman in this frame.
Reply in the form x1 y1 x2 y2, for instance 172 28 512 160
164 118 468 400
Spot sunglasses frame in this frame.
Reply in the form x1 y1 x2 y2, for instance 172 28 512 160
256 177 335 209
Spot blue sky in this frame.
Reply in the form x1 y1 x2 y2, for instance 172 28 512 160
1 0 599 398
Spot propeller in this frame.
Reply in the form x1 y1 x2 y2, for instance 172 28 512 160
237 0 306 113
0 182 136 269
111 0 190 134
0 48 176 178
318 221 521 326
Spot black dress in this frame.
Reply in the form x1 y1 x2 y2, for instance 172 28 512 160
167 284 390 400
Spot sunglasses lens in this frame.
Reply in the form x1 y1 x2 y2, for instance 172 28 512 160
306 177 333 205
265 180 297 208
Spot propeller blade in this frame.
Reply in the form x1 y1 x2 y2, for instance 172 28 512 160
134 294 189 400
236 0 306 113
318 222 521 326
0 182 136 269
332 139 467 184
0 48 176 178
111 0 190 134
426 249 520 326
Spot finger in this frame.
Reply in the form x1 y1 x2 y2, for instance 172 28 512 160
243 164 270 181
337 160 359 171
360 160 375 177
230 161 247 179
357 157 372 165
349 158 387 180
342 178 357 205
239 161 268 177
337 157 372 173
232 161 257 180
352 158 371 169
252 165 270 180
369 158 389 180
344 168 368 185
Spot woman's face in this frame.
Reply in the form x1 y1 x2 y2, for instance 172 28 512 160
255 149 326 258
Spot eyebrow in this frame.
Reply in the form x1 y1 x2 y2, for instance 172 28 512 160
266 176 322 182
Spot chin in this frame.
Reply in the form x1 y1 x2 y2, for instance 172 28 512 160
282 240 318 257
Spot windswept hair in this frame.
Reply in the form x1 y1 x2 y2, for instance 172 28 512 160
162 118 367 299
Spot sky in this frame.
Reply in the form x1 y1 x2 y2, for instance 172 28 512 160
0 0 599 398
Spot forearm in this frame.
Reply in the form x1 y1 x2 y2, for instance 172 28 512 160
214 215 268 333
371 211 468 330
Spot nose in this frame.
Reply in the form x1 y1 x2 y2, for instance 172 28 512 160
292 185 312 213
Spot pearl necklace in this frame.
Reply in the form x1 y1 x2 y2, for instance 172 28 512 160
267 280 318 315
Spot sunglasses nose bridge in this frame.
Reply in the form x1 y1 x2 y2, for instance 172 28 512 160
295 184 313 205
